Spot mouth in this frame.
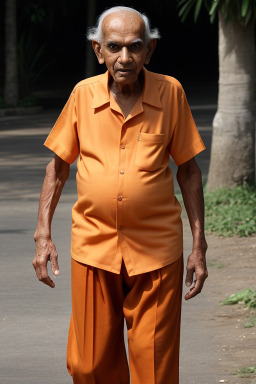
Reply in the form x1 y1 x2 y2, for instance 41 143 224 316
116 69 133 73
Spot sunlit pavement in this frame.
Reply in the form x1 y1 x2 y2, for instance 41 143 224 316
0 105 222 383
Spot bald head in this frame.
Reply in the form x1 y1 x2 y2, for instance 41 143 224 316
102 11 145 43
87 6 160 44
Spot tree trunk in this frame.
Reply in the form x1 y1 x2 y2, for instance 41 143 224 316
207 11 256 191
84 0 97 78
4 0 19 107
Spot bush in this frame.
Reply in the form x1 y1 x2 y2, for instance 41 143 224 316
221 289 256 308
204 184 256 237
18 96 36 107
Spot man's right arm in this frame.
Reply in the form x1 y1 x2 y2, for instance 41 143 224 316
32 154 70 288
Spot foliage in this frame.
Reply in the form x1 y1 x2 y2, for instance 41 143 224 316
204 184 256 237
237 366 256 378
22 1 46 25
221 289 256 308
244 314 256 328
177 0 256 26
18 96 36 107
17 33 53 97
17 1 53 97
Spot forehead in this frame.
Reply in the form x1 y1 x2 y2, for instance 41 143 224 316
102 12 145 42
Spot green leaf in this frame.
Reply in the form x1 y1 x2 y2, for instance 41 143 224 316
178 0 195 17
221 289 256 306
203 0 211 12
241 0 250 18
209 0 220 23
194 0 203 22
244 5 252 25
182 3 197 21
177 0 191 7
209 0 220 16
179 0 197 22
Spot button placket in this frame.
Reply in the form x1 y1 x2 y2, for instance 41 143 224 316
116 123 127 231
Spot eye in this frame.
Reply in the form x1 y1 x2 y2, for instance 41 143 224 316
133 42 141 48
129 42 143 52
107 43 119 51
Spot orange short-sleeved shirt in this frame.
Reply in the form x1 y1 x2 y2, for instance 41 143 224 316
44 67 206 276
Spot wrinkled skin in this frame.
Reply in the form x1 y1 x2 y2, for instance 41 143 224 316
33 154 69 288
32 237 59 288
177 157 208 300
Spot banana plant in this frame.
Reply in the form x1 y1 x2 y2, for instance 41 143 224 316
179 0 256 24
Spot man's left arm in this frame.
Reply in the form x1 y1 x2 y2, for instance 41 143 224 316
176 157 208 301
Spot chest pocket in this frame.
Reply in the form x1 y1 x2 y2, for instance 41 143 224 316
134 132 165 172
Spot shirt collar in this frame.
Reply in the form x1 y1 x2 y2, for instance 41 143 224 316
141 67 162 108
91 70 110 109
91 66 162 109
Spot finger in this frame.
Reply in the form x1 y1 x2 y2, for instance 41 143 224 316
36 264 55 288
41 276 55 288
32 257 41 280
50 251 59 276
37 259 51 283
185 265 194 287
185 279 204 301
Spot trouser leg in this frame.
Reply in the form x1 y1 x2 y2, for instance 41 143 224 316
67 258 130 384
123 255 184 384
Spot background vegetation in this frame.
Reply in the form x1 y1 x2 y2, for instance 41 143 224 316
0 0 219 105
204 185 256 237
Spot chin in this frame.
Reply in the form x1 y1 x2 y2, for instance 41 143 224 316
115 73 138 84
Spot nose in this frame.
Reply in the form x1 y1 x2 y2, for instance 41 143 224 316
118 47 132 65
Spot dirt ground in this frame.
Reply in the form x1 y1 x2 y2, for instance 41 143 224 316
196 226 256 384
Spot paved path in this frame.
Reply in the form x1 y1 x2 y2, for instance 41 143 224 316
0 108 227 384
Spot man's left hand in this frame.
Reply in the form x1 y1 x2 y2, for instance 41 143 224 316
184 249 208 300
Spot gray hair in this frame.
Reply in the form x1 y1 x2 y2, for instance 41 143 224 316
86 6 161 44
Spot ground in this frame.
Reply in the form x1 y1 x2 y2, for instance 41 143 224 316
182 216 256 384
0 105 255 383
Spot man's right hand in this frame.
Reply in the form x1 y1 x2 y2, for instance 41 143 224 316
32 237 59 288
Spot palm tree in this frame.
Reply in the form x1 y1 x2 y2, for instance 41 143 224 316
178 0 256 190
4 0 19 107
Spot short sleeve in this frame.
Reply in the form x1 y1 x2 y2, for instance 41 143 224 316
167 86 206 166
44 91 79 164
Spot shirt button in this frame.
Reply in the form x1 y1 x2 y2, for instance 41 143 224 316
121 145 125 149
117 195 123 201
118 225 124 230
120 170 124 175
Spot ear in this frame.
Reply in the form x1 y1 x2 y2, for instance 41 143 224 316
92 41 105 64
144 39 157 65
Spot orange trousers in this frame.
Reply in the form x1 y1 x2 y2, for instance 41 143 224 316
67 255 184 384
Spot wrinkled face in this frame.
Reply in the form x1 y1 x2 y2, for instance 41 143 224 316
93 12 156 86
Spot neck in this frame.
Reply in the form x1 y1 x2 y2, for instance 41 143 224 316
109 73 143 99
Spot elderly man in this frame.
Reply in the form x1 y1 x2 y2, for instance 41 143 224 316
33 6 208 384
